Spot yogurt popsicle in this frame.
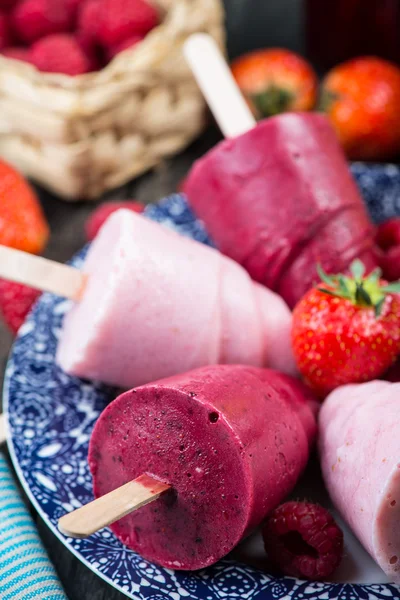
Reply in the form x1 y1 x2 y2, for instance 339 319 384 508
319 380 400 580
89 364 318 570
184 112 378 308
56 208 296 388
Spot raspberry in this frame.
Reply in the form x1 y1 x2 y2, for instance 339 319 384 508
97 0 159 48
2 46 31 62
85 201 145 241
375 218 400 281
383 359 400 382
77 0 99 52
263 501 344 580
0 0 17 10
30 34 93 75
0 11 11 49
65 0 81 23
0 280 41 334
12 0 72 44
107 34 144 61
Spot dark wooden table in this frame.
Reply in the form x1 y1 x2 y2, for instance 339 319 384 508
0 128 224 600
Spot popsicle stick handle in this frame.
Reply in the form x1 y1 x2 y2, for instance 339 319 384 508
184 34 256 138
0 245 86 301
0 414 6 445
58 474 171 538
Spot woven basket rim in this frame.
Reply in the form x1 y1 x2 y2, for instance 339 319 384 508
0 0 207 90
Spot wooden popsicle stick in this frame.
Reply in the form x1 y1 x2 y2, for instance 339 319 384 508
0 414 6 445
58 474 171 538
0 245 86 301
184 34 256 139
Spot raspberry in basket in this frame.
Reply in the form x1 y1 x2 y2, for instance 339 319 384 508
30 33 94 75
12 0 72 43
97 0 159 47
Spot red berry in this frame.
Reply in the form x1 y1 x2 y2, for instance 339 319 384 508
77 0 99 52
107 34 144 61
0 0 17 11
2 46 31 62
383 358 400 382
375 218 400 281
97 0 159 48
263 501 344 580
64 0 81 23
30 34 93 75
0 11 11 49
12 0 72 44
0 280 41 334
85 201 145 241
292 260 400 398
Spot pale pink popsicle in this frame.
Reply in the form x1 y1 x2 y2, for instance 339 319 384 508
319 380 400 580
56 209 296 388
89 364 318 569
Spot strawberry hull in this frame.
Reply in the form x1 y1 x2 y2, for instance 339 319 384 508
89 365 317 570
184 113 378 308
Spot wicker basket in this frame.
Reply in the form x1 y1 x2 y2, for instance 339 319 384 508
0 0 225 200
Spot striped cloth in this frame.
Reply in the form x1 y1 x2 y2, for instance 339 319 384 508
0 454 67 600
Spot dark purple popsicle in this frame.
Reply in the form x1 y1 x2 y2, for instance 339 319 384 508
89 365 317 570
184 112 378 307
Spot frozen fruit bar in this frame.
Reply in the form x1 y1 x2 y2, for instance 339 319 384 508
184 112 378 308
319 380 400 581
56 209 296 388
89 364 317 569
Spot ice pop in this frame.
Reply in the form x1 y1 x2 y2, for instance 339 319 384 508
88 364 318 570
183 36 379 308
319 380 400 580
0 207 296 388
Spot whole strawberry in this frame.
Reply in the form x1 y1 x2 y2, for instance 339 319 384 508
292 260 400 398
263 501 343 580
0 280 41 334
321 57 400 160
0 159 49 254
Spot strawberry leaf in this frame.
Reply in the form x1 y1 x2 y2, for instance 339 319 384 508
350 259 365 280
374 297 385 317
381 282 400 294
317 264 337 287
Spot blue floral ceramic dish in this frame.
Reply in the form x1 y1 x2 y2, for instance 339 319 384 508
4 162 400 599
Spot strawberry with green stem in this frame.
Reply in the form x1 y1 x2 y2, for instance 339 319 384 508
292 260 400 398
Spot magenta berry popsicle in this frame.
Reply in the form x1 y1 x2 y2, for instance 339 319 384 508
319 380 400 581
89 364 318 570
56 209 296 388
184 112 378 308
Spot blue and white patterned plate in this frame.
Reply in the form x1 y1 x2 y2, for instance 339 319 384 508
4 162 400 600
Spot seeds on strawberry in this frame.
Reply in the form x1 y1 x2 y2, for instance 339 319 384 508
263 501 344 580
292 260 400 398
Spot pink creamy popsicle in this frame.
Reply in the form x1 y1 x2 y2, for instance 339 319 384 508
56 209 296 388
89 364 318 570
319 380 400 580
183 112 378 308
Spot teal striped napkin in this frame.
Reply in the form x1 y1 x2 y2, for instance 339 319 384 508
0 454 67 600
